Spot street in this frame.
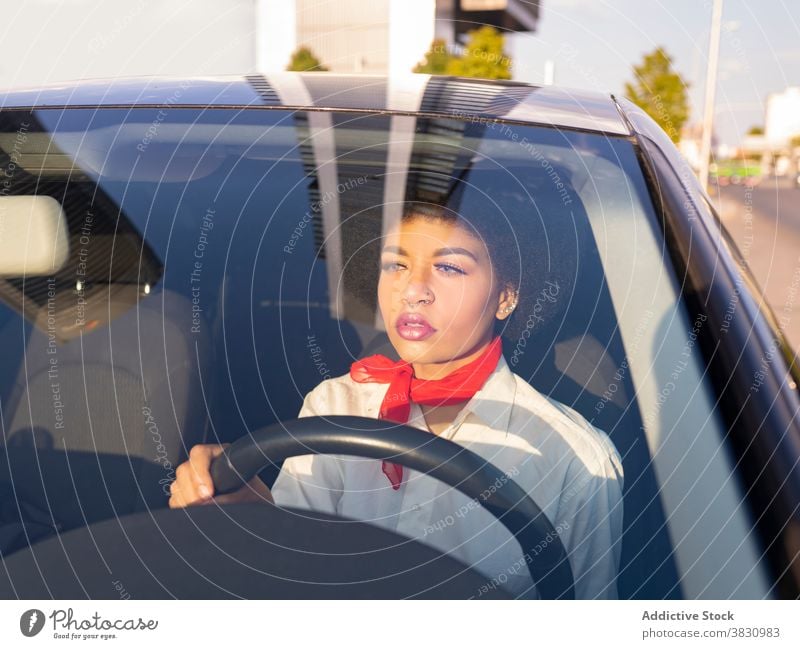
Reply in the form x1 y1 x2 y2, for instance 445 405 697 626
711 178 800 353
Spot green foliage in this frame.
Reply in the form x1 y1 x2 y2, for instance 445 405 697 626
712 160 761 178
413 39 455 74
414 27 512 80
624 47 689 143
747 125 764 136
446 26 512 80
790 134 800 148
287 46 328 72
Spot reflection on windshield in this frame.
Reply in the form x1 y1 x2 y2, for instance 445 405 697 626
0 112 162 342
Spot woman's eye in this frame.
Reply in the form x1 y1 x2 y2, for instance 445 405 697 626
436 263 466 276
381 261 405 272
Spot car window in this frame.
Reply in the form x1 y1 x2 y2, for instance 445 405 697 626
0 106 767 598
580 138 772 599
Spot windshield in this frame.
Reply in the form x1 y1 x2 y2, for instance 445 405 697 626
0 106 692 597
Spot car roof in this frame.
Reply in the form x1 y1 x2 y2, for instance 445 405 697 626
0 73 630 136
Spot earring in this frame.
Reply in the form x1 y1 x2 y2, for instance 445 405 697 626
501 302 516 315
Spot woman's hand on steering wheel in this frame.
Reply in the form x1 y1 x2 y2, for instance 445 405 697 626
169 443 274 508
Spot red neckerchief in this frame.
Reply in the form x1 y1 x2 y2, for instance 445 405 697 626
349 336 503 490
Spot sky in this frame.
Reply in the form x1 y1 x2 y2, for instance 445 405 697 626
511 0 800 146
0 0 797 149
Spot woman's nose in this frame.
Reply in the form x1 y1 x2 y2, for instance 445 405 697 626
402 271 434 306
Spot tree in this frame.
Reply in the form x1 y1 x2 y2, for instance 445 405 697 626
747 125 764 136
624 47 689 143
413 38 455 75
287 46 328 72
446 26 512 80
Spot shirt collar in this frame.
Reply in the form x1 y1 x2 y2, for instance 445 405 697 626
366 353 517 434
451 353 517 433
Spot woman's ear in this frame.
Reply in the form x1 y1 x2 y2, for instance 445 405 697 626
495 284 518 320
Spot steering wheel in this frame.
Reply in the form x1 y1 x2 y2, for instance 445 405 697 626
211 415 575 599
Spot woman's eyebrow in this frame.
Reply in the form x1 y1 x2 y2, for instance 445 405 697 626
433 247 479 262
381 244 479 262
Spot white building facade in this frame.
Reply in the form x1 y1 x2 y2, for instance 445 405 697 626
256 0 539 74
765 87 800 148
257 0 437 75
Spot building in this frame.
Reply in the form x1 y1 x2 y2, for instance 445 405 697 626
256 0 540 75
765 86 800 148
435 0 540 44
732 87 800 176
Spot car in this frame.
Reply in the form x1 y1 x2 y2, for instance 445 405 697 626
0 73 798 600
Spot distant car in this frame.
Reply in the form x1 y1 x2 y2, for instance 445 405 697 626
0 73 798 599
743 175 762 188
712 161 762 188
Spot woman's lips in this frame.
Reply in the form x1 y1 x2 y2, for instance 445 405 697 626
395 312 437 341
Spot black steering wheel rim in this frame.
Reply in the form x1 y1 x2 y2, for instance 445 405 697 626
210 415 575 599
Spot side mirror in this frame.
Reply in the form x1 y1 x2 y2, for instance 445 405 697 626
0 195 69 276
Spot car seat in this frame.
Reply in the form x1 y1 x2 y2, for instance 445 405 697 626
0 189 211 544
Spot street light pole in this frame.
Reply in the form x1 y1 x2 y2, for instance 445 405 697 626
699 0 724 189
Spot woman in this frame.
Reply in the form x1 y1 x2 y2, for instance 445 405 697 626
169 201 624 599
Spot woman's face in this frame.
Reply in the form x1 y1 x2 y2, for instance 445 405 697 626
377 216 515 379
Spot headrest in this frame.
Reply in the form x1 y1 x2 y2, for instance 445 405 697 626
0 195 69 276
